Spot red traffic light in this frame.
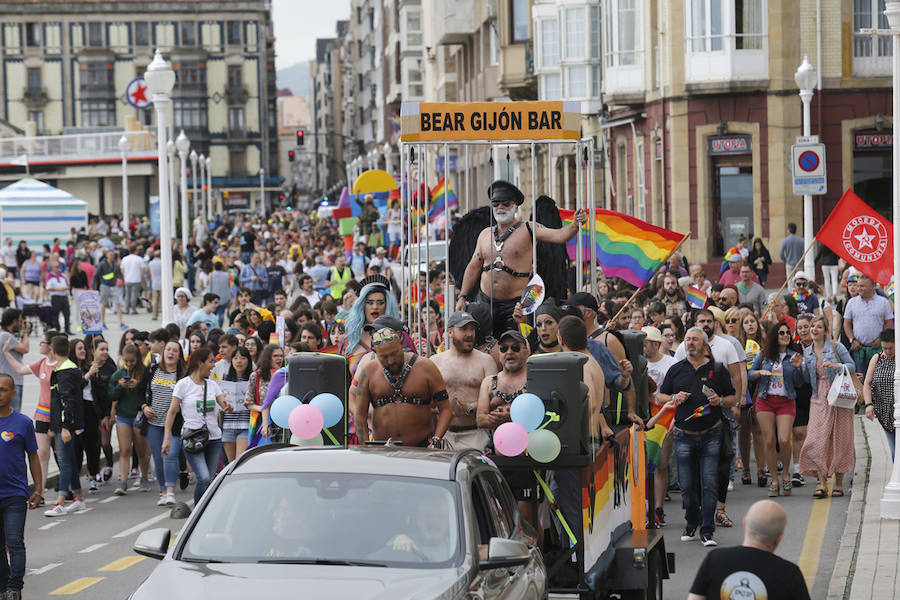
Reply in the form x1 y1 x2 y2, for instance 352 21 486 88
297 130 304 146
288 150 295 162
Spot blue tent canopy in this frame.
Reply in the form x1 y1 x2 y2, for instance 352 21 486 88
0 178 88 249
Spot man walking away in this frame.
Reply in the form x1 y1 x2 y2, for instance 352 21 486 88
0 373 42 600
779 223 804 286
45 262 71 334
688 500 810 600
92 250 126 330
120 249 145 316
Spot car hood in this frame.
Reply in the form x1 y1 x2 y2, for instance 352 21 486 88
131 560 469 600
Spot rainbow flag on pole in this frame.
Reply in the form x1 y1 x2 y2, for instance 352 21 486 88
559 208 686 288
645 409 674 472
685 286 709 309
427 177 457 221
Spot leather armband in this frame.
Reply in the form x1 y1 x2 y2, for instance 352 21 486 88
432 389 449 403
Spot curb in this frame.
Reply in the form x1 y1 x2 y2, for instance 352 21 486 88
826 416 870 600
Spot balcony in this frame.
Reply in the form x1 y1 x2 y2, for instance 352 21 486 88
225 85 249 105
0 130 157 167
23 86 48 108
434 0 476 45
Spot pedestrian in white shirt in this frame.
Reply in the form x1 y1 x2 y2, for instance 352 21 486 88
119 250 145 316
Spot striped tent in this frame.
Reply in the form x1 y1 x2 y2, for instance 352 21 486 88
0 178 87 249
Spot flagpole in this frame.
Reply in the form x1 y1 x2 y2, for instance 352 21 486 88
605 233 690 329
761 241 818 322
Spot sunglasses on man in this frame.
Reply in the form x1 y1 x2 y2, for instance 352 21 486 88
491 199 515 208
498 343 521 353
372 332 400 347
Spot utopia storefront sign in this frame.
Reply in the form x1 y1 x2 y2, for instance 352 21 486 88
400 101 582 142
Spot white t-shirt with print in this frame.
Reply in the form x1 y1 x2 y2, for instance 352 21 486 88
173 377 224 440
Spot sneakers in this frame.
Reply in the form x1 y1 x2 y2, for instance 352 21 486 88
44 503 67 517
179 471 189 490
65 499 87 513
139 477 151 492
115 481 127 496
700 534 718 547
156 494 169 507
655 507 666 527
130 467 140 479
792 472 805 487
102 324 109 331
89 479 99 493
120 323 128 330
102 466 113 482
164 492 176 506
6 589 22 600
727 480 734 492
680 526 697 542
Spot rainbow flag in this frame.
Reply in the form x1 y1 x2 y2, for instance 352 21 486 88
684 403 712 422
720 245 742 274
427 177 457 221
887 282 895 301
645 409 674 472
559 209 686 288
685 286 708 309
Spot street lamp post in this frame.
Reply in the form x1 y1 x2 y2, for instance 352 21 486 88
144 49 176 325
794 56 818 280
166 139 176 234
118 135 130 237
259 168 265 215
189 150 198 230
198 154 206 223
176 131 190 250
206 155 212 222
881 0 900 519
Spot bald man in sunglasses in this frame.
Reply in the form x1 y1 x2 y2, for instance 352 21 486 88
455 180 587 338
352 317 452 448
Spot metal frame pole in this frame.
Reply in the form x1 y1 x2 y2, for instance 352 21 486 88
589 138 597 292
443 141 451 347
575 142 584 291
464 144 470 214
399 141 406 316
423 143 431 357
530 142 537 274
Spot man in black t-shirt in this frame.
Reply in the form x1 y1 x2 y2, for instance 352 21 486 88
689 500 810 600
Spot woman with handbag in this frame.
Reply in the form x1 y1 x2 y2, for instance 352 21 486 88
798 315 856 498
108 344 151 495
749 322 804 497
140 341 185 507
863 329 896 459
162 348 232 504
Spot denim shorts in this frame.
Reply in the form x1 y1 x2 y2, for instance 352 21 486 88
221 428 249 443
115 415 135 428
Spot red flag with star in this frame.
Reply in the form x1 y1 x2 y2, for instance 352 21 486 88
815 189 893 284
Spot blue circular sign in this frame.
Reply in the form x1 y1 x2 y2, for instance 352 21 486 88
798 150 820 172
125 78 152 109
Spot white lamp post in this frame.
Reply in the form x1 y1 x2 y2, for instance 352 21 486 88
794 56 818 280
166 138 176 234
198 153 206 223
205 155 212 222
881 0 900 519
176 130 190 250
118 135 130 237
189 149 198 228
144 49 176 325
259 167 265 215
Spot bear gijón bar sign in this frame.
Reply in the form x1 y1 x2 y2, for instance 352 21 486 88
400 101 582 142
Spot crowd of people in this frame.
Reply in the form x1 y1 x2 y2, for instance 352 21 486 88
0 189 894 599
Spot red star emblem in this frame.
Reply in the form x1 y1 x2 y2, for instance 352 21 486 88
131 83 148 104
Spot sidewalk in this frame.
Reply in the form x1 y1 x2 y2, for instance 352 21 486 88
828 415 900 600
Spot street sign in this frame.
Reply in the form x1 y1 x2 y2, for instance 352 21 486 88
791 142 827 195
125 77 151 109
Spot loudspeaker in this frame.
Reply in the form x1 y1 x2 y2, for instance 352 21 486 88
525 352 590 456
617 329 650 422
286 352 348 445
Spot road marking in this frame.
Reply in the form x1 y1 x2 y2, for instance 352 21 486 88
798 476 833 591
49 577 105 595
79 543 107 554
100 496 119 504
71 507 92 514
28 563 62 576
111 510 170 538
98 556 145 571
85 497 98 503
39 521 64 530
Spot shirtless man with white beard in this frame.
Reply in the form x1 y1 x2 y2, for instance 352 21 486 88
431 311 498 451
456 180 587 338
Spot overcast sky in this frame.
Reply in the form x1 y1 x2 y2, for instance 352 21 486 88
272 0 351 69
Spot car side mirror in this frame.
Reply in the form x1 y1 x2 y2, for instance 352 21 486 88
133 527 171 560
478 537 531 570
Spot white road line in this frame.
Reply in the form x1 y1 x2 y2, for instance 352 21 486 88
84 498 98 503
100 496 119 504
38 521 64 530
112 511 170 539
27 563 62 576
72 507 93 514
79 543 107 553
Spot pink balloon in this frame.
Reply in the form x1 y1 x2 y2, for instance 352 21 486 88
289 404 324 439
493 422 529 457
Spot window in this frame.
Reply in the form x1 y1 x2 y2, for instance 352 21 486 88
489 23 499 65
539 19 559 69
177 61 206 90
854 0 892 72
87 22 104 47
229 147 246 175
684 0 768 82
27 110 43 133
134 22 149 46
541 73 561 100
406 11 422 48
173 98 207 129
180 21 196 46
25 23 41 47
605 0 640 67
592 64 601 97
735 0 764 49
81 63 113 90
510 0 529 43
82 100 115 126
227 65 243 89
228 107 245 132
26 68 42 93
565 8 586 60
567 65 588 97
407 68 423 97
226 20 242 45
591 6 601 59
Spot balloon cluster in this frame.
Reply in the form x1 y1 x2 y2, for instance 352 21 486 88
268 393 343 446
492 393 561 463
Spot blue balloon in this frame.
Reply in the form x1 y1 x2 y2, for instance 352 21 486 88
270 395 301 429
310 393 344 428
510 393 545 431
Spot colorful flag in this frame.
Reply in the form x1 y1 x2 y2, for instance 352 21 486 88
888 281 895 301
427 177 458 221
559 208 686 288
645 409 674 472
685 286 708 309
684 403 712 421
815 188 893 284
720 245 742 274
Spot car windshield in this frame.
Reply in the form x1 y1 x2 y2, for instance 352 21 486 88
180 473 462 568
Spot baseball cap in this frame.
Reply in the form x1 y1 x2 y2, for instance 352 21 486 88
446 311 477 329
641 326 663 343
727 253 742 263
499 329 526 343
794 270 810 281
569 292 599 312
363 315 405 332
375 246 387 255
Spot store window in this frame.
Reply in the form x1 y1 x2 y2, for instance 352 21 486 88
853 129 892 219
713 166 753 256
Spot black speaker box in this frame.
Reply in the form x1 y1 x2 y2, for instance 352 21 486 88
525 352 590 456
285 352 348 445
617 329 650 421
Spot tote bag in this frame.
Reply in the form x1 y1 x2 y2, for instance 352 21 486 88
827 364 859 409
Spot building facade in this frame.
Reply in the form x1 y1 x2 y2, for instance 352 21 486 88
0 0 279 215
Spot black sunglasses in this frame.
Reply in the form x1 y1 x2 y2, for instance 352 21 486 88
491 199 514 208
778 330 792 336
499 343 521 353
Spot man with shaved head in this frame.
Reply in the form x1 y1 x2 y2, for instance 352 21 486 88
688 500 810 600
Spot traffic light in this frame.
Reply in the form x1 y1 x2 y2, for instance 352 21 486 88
297 130 304 146
288 150 295 162
278 192 285 203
